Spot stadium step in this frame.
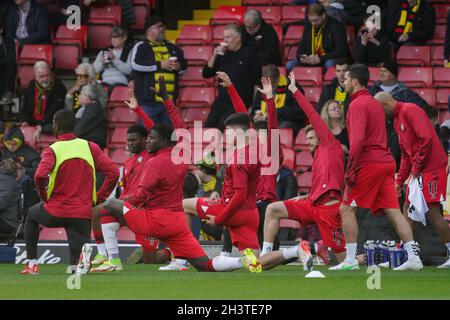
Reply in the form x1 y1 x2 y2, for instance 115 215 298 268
177 19 210 30
211 0 241 9
194 9 216 21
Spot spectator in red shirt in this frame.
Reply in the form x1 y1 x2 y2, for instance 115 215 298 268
20 109 119 275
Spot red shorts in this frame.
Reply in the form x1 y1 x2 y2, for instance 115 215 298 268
405 168 447 207
284 199 345 253
196 197 259 251
123 202 206 259
135 234 160 253
343 162 399 213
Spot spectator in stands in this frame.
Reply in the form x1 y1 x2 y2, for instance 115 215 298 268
352 15 391 66
242 9 282 66
21 61 67 142
0 1 13 17
203 24 261 131
277 165 297 201
0 159 20 235
317 58 349 114
383 0 435 50
445 11 450 67
131 15 187 124
73 84 107 149
286 3 349 72
93 27 132 88
0 17 16 106
252 64 305 137
65 63 107 113
49 0 78 26
320 99 349 155
4 0 49 47
319 0 347 25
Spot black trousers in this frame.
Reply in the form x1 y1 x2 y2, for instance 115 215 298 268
25 202 91 265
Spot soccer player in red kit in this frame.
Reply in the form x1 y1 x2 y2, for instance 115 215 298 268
375 92 450 269
259 71 346 270
330 64 423 271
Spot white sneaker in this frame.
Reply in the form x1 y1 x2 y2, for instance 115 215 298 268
436 258 450 269
298 240 313 271
378 261 390 268
76 243 93 276
158 261 189 271
329 260 360 271
393 258 423 271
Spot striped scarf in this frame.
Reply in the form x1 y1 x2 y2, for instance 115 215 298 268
395 0 421 35
34 80 54 122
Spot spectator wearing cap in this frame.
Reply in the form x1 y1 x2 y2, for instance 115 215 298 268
383 0 435 50
0 16 16 106
130 15 187 125
242 9 282 66
93 27 133 88
317 58 349 115
21 61 67 143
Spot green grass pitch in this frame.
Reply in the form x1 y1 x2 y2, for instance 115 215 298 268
0 264 449 299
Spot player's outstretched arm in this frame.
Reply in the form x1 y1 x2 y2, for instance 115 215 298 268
125 94 155 130
217 71 248 114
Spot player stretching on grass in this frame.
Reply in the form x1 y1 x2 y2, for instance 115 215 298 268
260 71 346 270
330 64 422 271
375 92 450 269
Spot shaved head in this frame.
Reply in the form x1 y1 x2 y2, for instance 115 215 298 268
374 92 397 117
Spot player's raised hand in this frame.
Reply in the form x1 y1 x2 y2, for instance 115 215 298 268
288 71 298 93
216 71 231 88
257 77 273 99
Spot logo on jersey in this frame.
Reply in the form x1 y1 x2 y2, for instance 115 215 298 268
428 181 438 200
137 156 143 163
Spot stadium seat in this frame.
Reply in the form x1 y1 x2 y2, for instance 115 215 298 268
176 25 212 46
438 110 450 125
292 66 322 87
182 46 213 66
109 127 128 148
35 134 56 151
178 87 216 108
281 5 306 24
53 43 81 70
18 44 53 66
323 66 335 85
283 45 297 62
88 24 115 50
108 86 129 108
412 88 436 108
279 219 301 229
108 107 138 128
39 227 66 240
427 24 446 45
179 66 214 87
130 5 150 30
54 25 88 50
17 65 35 90
87 5 121 49
398 67 433 88
279 128 293 148
243 0 272 5
433 67 450 88
110 148 127 166
368 66 380 86
297 171 312 192
434 4 450 24
304 87 322 106
181 108 210 126
212 25 225 46
295 150 313 171
20 126 37 149
431 46 444 66
396 46 430 66
247 6 281 25
87 5 122 25
210 6 245 25
436 88 450 109
282 147 295 171
282 25 304 47
294 129 308 151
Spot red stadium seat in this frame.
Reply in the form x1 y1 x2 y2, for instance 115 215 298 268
243 0 272 5
181 108 210 126
280 219 301 229
88 24 115 50
88 5 122 25
182 46 213 66
433 67 450 88
279 128 293 148
87 5 121 49
130 5 150 30
282 147 295 171
109 127 128 148
439 110 450 125
18 44 53 66
178 87 216 108
53 44 82 70
35 134 57 151
396 46 430 66
427 24 446 45
108 107 138 128
283 45 297 61
20 126 37 149
434 4 450 24
212 25 225 45
304 87 322 106
292 66 322 87
179 66 214 87
294 129 308 151
431 46 444 66
436 89 450 109
247 6 281 25
412 88 436 108
283 25 304 47
55 25 88 49
39 227 66 240
323 66 335 85
17 65 35 90
297 171 312 192
281 5 306 24
110 148 127 166
210 6 245 25
176 25 212 46
398 67 433 88
295 150 313 170
108 86 129 108
368 66 379 86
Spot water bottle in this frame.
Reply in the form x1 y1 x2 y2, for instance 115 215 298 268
388 240 396 268
366 240 375 266
395 243 403 267
381 241 389 264
374 240 381 265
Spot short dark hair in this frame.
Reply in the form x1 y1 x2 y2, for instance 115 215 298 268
151 123 175 145
54 109 75 133
304 124 315 135
224 112 251 131
334 58 349 67
127 124 148 138
307 3 326 16
347 63 370 88
253 120 268 130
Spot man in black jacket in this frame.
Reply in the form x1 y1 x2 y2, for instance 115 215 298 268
130 15 187 125
383 0 435 50
286 3 349 72
21 61 66 143
317 58 349 114
242 9 282 66
0 16 16 106
4 0 49 47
